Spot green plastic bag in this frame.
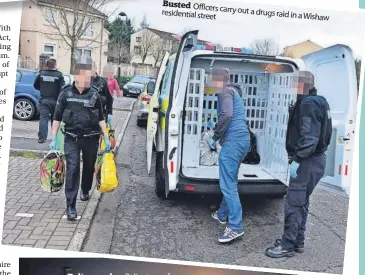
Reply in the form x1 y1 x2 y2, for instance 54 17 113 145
56 122 65 154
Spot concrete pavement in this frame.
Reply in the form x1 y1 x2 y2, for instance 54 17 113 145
2 96 136 250
84 108 348 274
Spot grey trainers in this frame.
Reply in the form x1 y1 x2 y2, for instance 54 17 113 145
218 227 244 243
211 211 227 225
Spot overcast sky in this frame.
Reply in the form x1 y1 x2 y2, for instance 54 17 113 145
106 0 365 59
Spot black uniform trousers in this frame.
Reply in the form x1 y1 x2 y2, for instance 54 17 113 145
38 98 57 140
281 154 326 250
64 135 99 208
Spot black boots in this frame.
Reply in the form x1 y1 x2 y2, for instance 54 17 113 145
66 206 77 221
265 245 295 258
80 192 90 201
275 239 304 253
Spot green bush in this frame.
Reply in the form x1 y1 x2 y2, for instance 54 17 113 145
115 75 132 88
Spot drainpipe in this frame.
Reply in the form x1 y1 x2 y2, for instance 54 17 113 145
99 18 104 75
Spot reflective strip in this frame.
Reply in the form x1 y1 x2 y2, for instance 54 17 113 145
41 76 58 82
66 98 90 104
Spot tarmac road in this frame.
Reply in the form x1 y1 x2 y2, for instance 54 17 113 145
83 107 348 274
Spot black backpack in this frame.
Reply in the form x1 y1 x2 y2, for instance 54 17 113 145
242 122 260 165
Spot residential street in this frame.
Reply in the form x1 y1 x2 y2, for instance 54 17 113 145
82 100 349 275
2 96 349 274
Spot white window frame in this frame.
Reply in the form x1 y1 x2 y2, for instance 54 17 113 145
44 8 57 25
84 24 93 38
43 44 56 57
75 48 93 60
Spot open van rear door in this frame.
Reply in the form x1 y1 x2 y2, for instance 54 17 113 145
146 52 170 174
301 45 357 191
165 30 198 193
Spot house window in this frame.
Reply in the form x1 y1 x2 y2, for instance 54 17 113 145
75 48 92 60
134 46 141 54
84 24 93 37
44 8 56 25
43 44 55 57
136 37 141 42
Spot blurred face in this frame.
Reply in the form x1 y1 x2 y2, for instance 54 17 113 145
74 69 93 92
292 71 314 96
102 70 114 79
205 68 230 94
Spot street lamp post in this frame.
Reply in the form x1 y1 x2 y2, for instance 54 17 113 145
117 12 127 80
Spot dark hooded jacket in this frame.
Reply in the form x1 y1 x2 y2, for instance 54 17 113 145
92 75 113 115
286 87 332 163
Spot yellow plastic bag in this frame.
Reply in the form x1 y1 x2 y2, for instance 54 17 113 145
96 152 118 193
99 122 116 151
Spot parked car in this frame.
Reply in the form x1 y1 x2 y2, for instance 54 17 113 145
14 69 74 121
137 81 155 127
14 69 40 121
122 75 156 97
63 73 74 86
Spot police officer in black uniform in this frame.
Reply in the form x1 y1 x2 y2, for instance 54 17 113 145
50 56 111 220
33 58 64 143
265 71 332 258
92 63 113 123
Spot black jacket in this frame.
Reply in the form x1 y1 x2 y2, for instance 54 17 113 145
92 75 113 115
286 88 332 163
33 69 65 100
54 83 104 135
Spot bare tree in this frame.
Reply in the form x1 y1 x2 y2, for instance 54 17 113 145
138 29 157 64
41 0 113 73
151 39 166 67
108 41 132 64
139 15 149 30
251 38 280 56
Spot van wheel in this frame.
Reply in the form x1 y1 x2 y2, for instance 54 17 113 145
137 119 145 127
155 151 167 199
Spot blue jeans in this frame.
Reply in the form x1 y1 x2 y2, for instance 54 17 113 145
217 140 250 232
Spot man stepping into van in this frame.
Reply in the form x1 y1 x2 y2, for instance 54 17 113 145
206 68 251 243
265 71 332 258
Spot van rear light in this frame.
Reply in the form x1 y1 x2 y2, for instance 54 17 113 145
345 165 348 176
185 185 195 191
141 96 151 102
170 161 174 173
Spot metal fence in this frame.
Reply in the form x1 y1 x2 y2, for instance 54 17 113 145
17 56 38 70
17 56 160 78
118 63 159 77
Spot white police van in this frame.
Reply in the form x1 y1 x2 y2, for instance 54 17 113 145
146 30 357 199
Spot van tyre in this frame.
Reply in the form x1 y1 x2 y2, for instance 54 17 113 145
137 119 145 127
155 151 167 199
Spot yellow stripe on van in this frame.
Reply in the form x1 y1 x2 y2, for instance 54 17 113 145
160 96 169 130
